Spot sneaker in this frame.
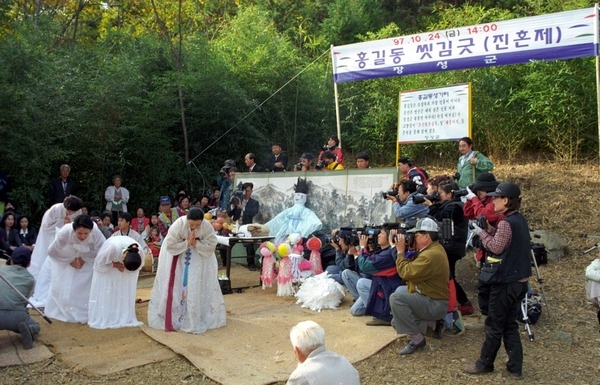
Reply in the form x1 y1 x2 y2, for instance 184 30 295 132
463 362 493 375
459 303 475 316
365 318 391 326
17 322 33 350
398 338 426 355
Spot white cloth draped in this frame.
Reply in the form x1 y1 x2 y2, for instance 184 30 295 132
44 223 105 323
148 216 226 334
28 203 81 308
88 236 143 329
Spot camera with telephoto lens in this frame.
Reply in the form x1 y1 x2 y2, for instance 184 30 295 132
315 160 325 170
412 191 440 204
381 187 399 199
295 163 303 171
452 189 469 199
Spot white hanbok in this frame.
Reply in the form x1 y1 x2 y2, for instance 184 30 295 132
88 236 143 329
148 216 226 333
44 224 105 323
28 203 81 308
111 228 149 256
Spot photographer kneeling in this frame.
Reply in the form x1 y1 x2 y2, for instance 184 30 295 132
390 218 450 355
422 179 474 316
388 180 429 221
340 225 403 325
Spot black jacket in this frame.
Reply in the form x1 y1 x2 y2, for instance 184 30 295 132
48 177 78 205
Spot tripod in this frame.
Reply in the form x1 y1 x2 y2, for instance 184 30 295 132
530 246 550 318
519 247 549 341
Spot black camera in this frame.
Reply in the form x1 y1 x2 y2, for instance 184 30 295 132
453 172 461 181
295 163 303 171
452 189 469 198
469 215 487 231
412 192 440 204
381 188 399 199
220 166 231 175
386 221 416 249
469 216 487 249
315 161 325 170
338 226 381 247
322 144 331 151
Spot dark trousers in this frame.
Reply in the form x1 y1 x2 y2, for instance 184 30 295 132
245 243 256 267
476 281 528 374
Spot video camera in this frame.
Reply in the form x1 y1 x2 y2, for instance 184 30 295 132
412 191 440 204
330 226 382 248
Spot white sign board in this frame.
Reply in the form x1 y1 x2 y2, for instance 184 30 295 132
398 83 471 143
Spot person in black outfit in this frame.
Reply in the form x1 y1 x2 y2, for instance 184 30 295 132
48 164 78 205
464 182 531 378
265 143 288 172
0 213 20 256
239 183 260 270
244 153 265 172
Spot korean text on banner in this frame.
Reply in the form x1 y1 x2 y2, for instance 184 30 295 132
332 7 599 83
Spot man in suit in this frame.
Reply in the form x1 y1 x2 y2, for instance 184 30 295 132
48 164 78 205
240 182 260 270
244 153 265 172
266 143 288 172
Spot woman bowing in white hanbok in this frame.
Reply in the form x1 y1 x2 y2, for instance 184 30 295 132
45 215 105 323
28 196 84 308
88 236 144 329
148 207 226 333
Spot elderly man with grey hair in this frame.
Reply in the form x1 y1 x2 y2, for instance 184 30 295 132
287 320 360 385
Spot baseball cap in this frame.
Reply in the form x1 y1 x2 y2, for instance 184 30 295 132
11 247 32 266
407 217 439 233
486 182 521 198
159 196 171 205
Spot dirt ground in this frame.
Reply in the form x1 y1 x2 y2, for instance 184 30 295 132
1 162 600 384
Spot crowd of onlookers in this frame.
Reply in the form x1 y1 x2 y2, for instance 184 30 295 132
1 135 539 380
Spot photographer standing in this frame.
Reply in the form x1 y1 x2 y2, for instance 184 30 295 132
389 180 429 221
464 182 530 378
463 172 501 266
422 180 473 315
456 137 494 189
217 161 236 212
294 153 315 172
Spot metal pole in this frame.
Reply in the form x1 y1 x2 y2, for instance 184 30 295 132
331 45 342 149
